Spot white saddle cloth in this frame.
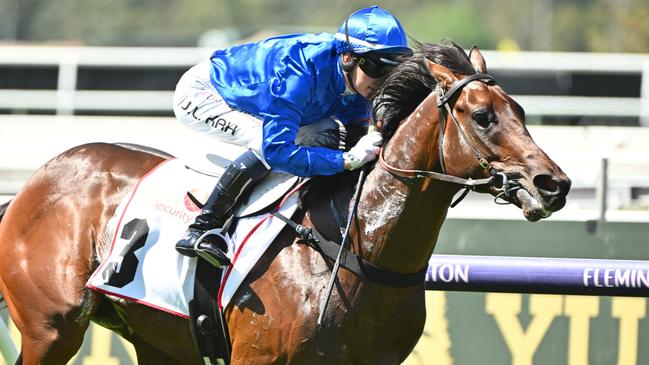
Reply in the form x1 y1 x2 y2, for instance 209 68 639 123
86 157 302 317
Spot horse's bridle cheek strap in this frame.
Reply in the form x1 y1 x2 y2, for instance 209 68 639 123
436 74 496 169
376 73 500 197
437 98 447 174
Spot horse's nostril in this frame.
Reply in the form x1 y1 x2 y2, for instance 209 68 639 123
533 174 560 194
560 177 572 193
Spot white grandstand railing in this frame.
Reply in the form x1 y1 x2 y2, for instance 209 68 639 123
0 115 647 187
1 45 649 122
0 46 646 72
0 90 172 111
1 89 640 117
0 46 214 67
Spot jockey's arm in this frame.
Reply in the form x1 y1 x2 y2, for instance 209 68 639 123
261 116 346 177
260 60 382 176
262 114 382 175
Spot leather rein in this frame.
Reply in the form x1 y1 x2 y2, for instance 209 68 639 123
378 73 514 207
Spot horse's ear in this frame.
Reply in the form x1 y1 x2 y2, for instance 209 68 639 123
468 45 487 74
427 60 456 90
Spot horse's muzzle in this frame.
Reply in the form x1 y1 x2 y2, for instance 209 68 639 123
533 173 571 212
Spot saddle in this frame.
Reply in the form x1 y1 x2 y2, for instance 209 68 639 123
86 156 302 365
188 168 302 365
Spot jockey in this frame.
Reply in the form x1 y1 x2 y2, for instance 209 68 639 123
173 5 412 267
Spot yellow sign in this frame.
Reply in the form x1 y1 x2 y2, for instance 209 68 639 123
1 292 647 365
406 292 646 365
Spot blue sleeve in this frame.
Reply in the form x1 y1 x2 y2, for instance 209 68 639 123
260 57 345 177
335 95 371 126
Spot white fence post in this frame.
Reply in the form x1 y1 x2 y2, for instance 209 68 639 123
641 60 649 126
56 54 79 116
596 158 609 223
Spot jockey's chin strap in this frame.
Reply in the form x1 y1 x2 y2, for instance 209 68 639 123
379 73 512 207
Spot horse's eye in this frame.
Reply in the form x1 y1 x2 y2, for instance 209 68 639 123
472 110 492 128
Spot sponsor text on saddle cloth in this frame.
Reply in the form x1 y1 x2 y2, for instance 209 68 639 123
86 158 301 317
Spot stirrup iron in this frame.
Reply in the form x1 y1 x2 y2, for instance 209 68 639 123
194 229 232 268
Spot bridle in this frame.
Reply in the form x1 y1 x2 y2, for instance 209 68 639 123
315 72 518 321
379 72 519 207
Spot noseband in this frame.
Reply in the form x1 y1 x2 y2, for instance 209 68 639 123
379 73 514 206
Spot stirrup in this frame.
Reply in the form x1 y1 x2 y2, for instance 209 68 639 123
194 229 232 268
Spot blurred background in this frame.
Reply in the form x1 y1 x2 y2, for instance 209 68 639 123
1 0 649 52
1 1 649 365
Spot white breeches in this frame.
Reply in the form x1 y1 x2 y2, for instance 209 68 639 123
173 59 263 152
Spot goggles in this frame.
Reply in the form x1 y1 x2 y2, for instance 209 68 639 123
357 54 400 78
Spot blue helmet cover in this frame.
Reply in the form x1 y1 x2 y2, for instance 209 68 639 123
335 5 411 56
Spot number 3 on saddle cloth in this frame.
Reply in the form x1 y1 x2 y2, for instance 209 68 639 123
85 157 302 317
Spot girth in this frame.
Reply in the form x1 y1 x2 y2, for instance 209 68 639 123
271 193 427 288
306 228 427 287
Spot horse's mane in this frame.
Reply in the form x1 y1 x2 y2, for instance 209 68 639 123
301 41 478 217
370 40 477 140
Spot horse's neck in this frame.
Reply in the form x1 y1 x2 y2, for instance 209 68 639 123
356 94 457 273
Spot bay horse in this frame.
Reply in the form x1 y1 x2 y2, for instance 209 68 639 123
0 42 570 364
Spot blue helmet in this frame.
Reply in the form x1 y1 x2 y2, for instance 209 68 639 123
335 5 411 56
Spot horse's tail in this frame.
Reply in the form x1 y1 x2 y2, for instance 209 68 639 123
0 200 10 224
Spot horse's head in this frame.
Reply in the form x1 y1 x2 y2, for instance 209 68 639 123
373 41 571 222
425 45 571 221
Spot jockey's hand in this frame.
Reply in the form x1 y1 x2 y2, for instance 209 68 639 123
343 131 383 170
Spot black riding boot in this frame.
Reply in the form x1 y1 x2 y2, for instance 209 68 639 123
176 150 270 267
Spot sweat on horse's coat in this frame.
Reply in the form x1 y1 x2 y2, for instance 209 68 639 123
0 42 570 364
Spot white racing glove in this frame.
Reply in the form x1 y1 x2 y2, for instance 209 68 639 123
343 131 383 170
